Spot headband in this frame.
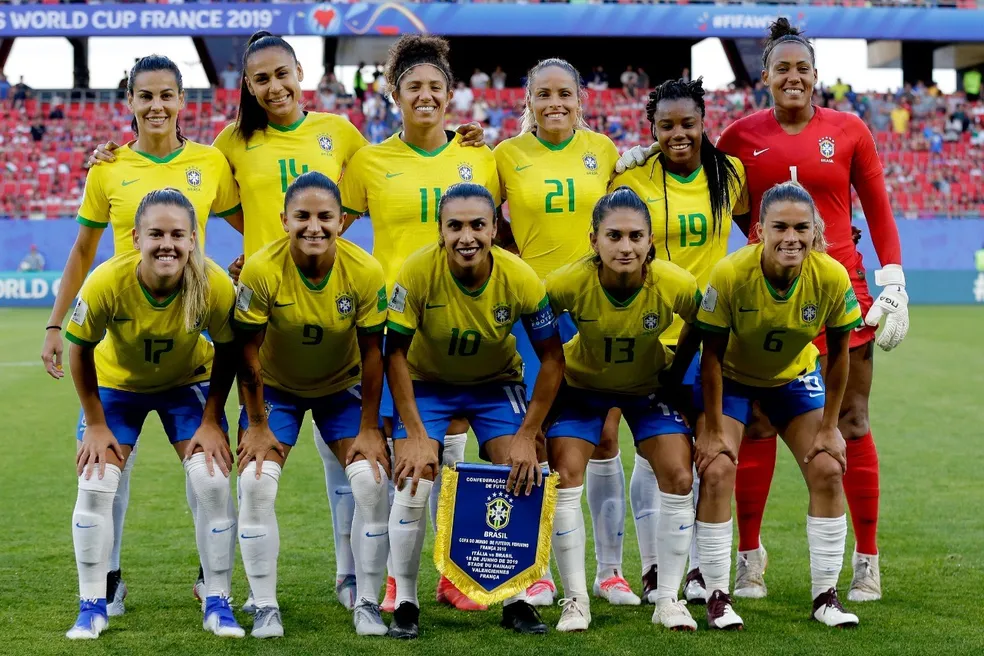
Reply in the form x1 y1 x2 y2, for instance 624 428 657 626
395 62 449 88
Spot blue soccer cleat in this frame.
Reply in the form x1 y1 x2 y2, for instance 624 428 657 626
66 598 108 640
203 595 246 638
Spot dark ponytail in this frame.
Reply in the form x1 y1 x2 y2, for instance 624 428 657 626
762 17 816 69
127 55 185 143
590 186 656 267
236 31 299 143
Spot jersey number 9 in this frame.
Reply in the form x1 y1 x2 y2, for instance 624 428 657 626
302 324 324 346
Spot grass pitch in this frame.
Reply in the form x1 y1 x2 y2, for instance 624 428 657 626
1 307 982 655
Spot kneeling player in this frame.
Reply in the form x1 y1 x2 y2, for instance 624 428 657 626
693 182 862 629
385 183 565 639
233 173 389 639
544 188 703 632
66 190 240 639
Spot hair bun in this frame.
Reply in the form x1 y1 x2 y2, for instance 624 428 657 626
768 17 801 41
247 30 274 46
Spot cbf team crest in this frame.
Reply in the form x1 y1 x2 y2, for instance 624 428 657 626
318 133 333 153
583 152 598 172
458 163 474 182
819 137 835 162
802 303 818 323
186 166 202 189
336 293 354 317
642 311 660 332
486 491 514 531
492 303 512 325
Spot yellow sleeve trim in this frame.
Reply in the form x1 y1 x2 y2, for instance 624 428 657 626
385 320 415 336
76 215 108 228
696 320 730 334
827 316 864 333
215 203 242 218
65 332 99 348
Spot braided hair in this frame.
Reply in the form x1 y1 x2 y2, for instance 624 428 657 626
762 17 815 69
644 77 741 258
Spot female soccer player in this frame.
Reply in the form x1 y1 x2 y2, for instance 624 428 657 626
545 188 703 632
493 58 632 607
384 183 564 639
339 34 500 613
65 189 241 640
611 77 747 605
693 182 861 630
232 173 389 639
43 54 242 617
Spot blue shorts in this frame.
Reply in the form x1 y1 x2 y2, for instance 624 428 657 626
515 312 577 401
392 381 527 446
76 382 227 447
693 362 826 428
239 385 363 447
381 373 395 419
546 386 690 445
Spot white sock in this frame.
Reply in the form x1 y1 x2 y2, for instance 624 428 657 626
656 491 695 602
238 461 282 609
386 439 396 578
346 460 391 604
552 486 588 602
430 433 467 533
73 464 121 600
807 515 848 599
629 453 660 571
108 444 136 572
537 461 555 587
587 453 625 580
185 453 235 598
696 519 733 598
688 468 701 571
315 424 355 579
388 478 433 608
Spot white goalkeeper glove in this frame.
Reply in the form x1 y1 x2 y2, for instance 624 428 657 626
863 264 909 351
614 142 660 174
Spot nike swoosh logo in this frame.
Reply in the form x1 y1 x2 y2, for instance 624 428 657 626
246 144 263 151
738 307 758 313
556 528 578 536
808 392 824 398
679 523 695 531
121 179 140 187
386 172 403 178
240 533 267 540
75 522 97 529
617 531 624 537
634 511 656 520
274 302 295 308
211 526 233 534
753 148 770 157
425 303 446 309
399 518 419 525
515 164 533 172
646 197 662 204
365 531 388 538
334 489 353 496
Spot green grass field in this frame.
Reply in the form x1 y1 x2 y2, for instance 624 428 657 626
2 306 983 655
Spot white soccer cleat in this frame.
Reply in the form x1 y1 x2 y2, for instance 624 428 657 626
525 579 556 607
251 607 284 639
66 599 108 640
353 600 389 636
594 572 641 606
106 570 127 617
336 574 357 611
706 590 744 630
812 588 859 628
848 552 882 602
556 597 591 632
653 598 697 631
683 568 707 605
734 545 768 599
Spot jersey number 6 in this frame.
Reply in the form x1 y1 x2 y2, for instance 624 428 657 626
763 329 785 353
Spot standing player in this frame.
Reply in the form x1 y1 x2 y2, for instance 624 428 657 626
693 181 861 629
339 35 500 613
544 188 703 632
43 55 242 618
493 59 632 607
611 77 747 605
65 189 241 639
384 183 565 639
232 173 389 639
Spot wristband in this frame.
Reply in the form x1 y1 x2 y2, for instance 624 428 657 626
46 325 62 331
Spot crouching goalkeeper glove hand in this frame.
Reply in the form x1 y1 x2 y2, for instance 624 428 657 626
863 264 909 351
614 142 660 174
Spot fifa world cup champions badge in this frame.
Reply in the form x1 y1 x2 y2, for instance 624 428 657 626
434 463 558 604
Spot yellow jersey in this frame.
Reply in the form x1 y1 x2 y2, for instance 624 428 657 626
611 155 748 343
546 257 700 395
494 130 620 279
386 244 555 385
77 141 241 254
697 244 863 387
65 251 236 394
212 112 368 258
232 237 387 398
339 132 501 289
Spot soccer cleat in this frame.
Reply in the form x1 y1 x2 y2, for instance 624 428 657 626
381 576 397 613
388 602 420 640
848 552 882 602
812 588 859 628
653 598 697 631
734 544 768 599
706 590 744 630
193 565 205 610
500 600 548 635
106 569 127 617
242 589 257 615
251 606 284 639
66 598 108 640
525 579 556 607
336 574 357 611
203 596 245 638
594 572 641 606
436 575 488 611
353 600 388 636
641 564 659 604
684 568 707 605
556 597 591 632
